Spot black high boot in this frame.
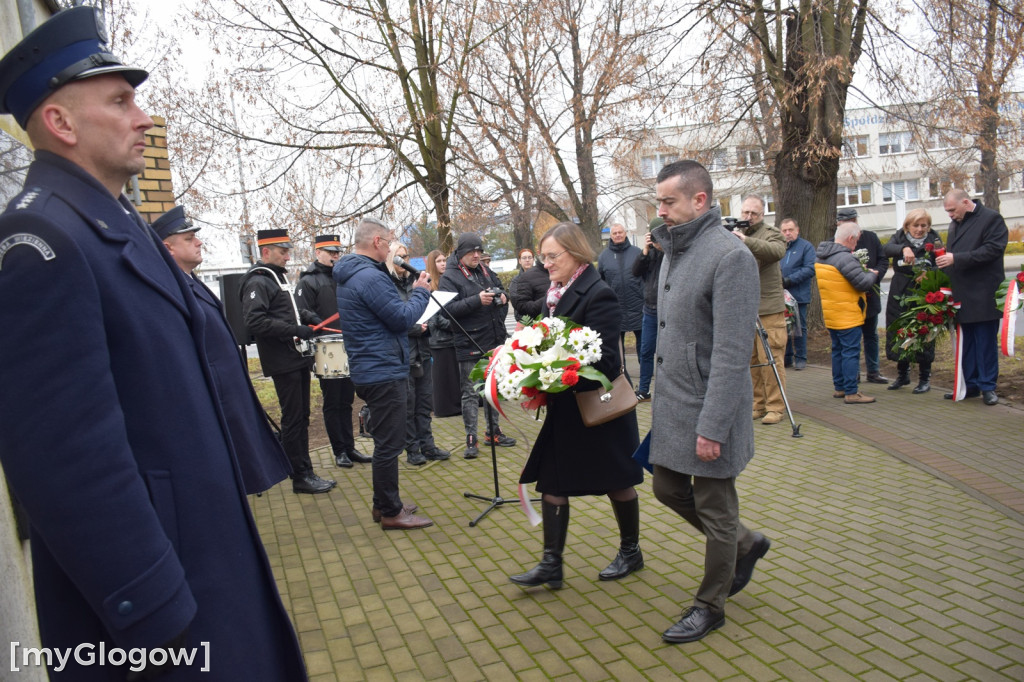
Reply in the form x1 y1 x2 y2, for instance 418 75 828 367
913 363 931 394
888 361 911 390
599 496 644 581
510 501 569 589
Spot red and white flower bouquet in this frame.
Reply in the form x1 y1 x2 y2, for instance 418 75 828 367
471 316 612 412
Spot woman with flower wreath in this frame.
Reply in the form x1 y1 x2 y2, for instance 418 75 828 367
510 222 644 590
883 209 944 393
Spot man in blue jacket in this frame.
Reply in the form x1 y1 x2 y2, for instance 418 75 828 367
0 8 306 677
779 218 816 370
335 217 435 529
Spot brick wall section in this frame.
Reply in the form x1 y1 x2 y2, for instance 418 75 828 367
134 115 175 224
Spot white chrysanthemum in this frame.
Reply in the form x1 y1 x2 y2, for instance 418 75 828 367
544 317 566 335
578 346 602 365
498 371 526 401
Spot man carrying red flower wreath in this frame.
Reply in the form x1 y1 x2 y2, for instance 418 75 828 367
938 189 1008 405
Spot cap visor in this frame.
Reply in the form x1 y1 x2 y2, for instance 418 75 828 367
74 64 149 87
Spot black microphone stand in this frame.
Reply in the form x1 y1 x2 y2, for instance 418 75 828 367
423 281 533 528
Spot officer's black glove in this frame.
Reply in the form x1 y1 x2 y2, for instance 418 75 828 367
782 277 792 289
295 325 315 340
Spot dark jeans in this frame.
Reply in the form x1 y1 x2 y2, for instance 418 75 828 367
829 326 863 395
458 359 499 435
784 302 808 365
638 311 658 393
407 360 436 453
960 319 1000 391
319 376 355 455
354 379 407 516
861 313 880 374
271 369 312 476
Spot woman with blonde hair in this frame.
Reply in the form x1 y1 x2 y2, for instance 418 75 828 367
511 221 643 590
883 208 944 393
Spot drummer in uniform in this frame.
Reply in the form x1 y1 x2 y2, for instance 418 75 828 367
297 234 371 468
154 206 291 494
239 229 336 494
0 7 306 677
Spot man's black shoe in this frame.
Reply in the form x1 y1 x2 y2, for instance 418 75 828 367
983 390 999 405
292 473 335 494
485 431 517 447
347 449 372 464
944 388 980 400
424 447 451 461
464 434 479 459
662 607 725 644
334 451 353 468
407 451 427 466
635 391 651 402
729 532 771 597
866 372 889 384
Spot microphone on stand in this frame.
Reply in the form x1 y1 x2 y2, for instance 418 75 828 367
393 256 429 281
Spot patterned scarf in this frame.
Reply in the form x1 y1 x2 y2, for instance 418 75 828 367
546 263 588 314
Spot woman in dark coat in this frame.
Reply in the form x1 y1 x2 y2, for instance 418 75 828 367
427 249 463 417
511 222 644 590
883 209 944 393
509 248 551 321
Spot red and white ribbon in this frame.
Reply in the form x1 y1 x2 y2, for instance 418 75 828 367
480 345 509 420
517 483 542 526
950 324 966 401
1000 280 1020 357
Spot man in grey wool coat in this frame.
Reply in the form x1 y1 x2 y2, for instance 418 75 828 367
649 160 773 644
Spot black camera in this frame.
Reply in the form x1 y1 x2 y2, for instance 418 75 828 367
485 287 504 305
723 217 751 231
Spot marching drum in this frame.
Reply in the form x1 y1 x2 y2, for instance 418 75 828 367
313 334 350 378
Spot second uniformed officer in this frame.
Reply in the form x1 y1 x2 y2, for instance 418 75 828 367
240 229 336 494
297 234 371 468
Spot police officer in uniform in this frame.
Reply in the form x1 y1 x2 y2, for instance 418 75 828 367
240 229 336 494
154 206 292 494
297 234 371 468
0 8 306 677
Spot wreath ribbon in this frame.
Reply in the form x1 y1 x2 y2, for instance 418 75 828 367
950 324 966 401
1000 280 1020 357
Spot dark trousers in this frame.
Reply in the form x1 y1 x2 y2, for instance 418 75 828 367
861 313 880 374
271 369 312 476
355 379 407 516
458 359 499 435
319 376 355 455
407 362 436 453
785 302 808 364
960 319 1000 391
638 311 658 393
652 466 755 613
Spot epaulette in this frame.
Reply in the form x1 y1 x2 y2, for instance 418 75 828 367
6 186 52 214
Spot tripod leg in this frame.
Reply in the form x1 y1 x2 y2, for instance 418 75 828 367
756 319 802 438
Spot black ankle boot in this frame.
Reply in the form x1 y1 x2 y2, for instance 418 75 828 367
888 362 911 390
599 496 644 581
913 365 931 394
510 501 568 589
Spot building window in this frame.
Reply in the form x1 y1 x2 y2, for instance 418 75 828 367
640 152 678 179
706 149 729 171
718 196 732 217
882 180 920 203
878 131 913 155
736 147 762 167
843 135 869 158
837 184 871 206
928 176 966 198
926 129 954 150
764 194 776 214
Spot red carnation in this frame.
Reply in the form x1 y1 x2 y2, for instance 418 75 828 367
565 357 581 371
510 364 520 373
533 322 550 336
947 308 956 317
916 311 928 321
918 326 930 336
561 368 579 386
511 339 523 351
924 243 934 252
522 386 539 397
931 314 945 325
1016 271 1024 285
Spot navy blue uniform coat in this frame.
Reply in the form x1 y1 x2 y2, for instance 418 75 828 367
0 153 305 680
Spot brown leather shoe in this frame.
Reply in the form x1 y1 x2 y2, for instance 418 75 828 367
371 503 419 523
844 392 876 404
380 509 434 530
760 411 783 424
833 390 845 399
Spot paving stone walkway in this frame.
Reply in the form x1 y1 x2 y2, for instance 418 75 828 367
249 359 1024 681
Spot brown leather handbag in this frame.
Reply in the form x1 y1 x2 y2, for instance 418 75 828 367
574 340 638 427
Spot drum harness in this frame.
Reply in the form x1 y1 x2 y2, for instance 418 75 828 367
250 266 313 355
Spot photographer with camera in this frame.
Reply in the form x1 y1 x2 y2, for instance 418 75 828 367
439 233 517 458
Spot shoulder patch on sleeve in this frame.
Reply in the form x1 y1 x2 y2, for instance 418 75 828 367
0 233 56 271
